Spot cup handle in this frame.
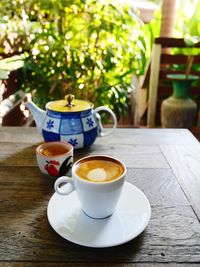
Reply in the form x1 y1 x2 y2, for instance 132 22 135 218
94 106 117 137
54 176 75 196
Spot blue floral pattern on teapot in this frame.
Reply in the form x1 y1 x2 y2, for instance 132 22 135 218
25 96 117 149
42 109 99 149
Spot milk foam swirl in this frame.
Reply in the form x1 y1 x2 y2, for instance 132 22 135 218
87 168 107 182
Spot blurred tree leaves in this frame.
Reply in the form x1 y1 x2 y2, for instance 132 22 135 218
0 0 149 119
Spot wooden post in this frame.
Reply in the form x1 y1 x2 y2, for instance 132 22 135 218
147 43 161 127
132 60 150 126
160 0 177 37
131 75 140 126
160 0 177 54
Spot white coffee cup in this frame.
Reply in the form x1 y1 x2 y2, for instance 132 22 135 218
54 155 126 219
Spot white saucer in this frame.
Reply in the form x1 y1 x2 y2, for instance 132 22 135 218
47 181 151 248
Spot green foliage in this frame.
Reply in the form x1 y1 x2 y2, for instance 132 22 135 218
174 0 200 55
0 0 149 119
172 0 200 74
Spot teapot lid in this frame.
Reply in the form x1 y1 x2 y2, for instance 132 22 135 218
46 94 93 112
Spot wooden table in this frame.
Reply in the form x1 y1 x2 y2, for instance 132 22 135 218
1 127 200 267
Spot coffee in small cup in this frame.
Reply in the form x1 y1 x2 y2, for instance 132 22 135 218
75 156 124 182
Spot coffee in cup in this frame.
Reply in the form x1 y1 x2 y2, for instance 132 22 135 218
54 155 126 219
75 156 124 183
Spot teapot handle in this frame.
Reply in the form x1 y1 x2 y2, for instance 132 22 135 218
93 106 117 137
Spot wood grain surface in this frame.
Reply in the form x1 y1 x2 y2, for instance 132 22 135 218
0 127 200 266
1 264 200 267
161 144 200 220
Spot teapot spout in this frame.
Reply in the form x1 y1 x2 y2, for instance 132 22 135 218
25 101 46 134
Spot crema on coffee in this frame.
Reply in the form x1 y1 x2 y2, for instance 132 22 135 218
75 156 124 182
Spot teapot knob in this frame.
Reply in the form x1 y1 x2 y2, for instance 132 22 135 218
65 94 74 108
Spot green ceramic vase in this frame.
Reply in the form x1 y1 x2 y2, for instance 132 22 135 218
161 74 198 128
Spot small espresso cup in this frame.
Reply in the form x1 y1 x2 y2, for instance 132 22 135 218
36 141 73 178
54 155 126 219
